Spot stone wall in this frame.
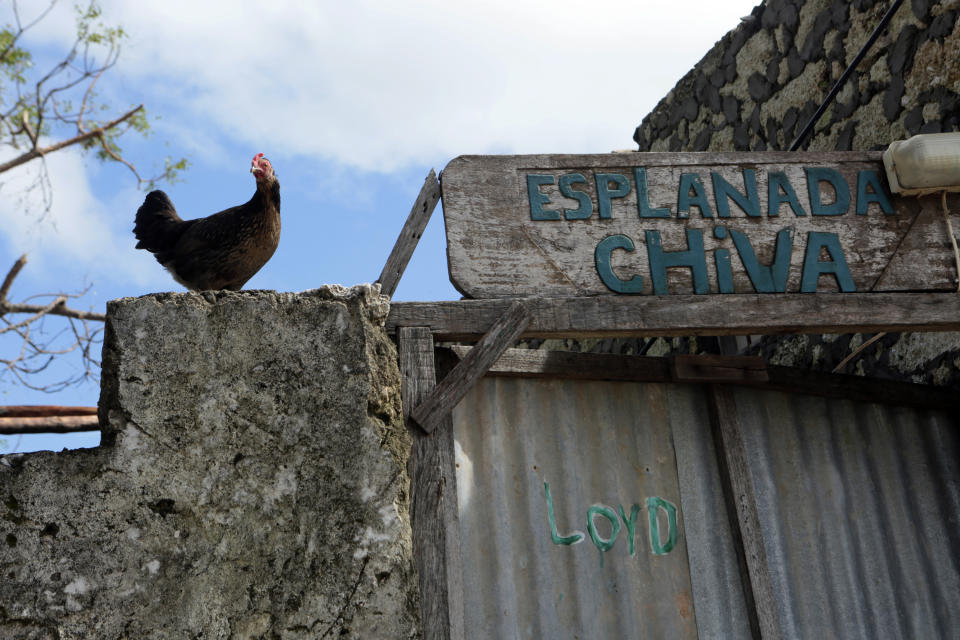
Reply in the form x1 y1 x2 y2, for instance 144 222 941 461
632 0 960 386
634 0 959 153
0 286 421 639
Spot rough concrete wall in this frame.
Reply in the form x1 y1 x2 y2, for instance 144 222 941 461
0 286 420 639
631 0 960 386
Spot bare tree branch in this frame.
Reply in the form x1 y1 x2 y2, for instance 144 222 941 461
0 104 143 175
0 255 106 323
0 252 104 392
0 1 186 393
0 1 56 64
0 299 105 324
0 254 27 301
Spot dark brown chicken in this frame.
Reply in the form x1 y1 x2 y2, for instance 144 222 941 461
133 153 281 291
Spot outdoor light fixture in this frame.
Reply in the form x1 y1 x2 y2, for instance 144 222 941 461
884 132 960 293
883 132 960 195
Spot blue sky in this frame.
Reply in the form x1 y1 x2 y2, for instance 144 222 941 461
0 0 759 453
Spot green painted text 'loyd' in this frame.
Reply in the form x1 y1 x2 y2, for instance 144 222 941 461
527 167 893 294
544 482 678 561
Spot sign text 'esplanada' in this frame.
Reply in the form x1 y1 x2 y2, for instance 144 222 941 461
527 166 891 294
441 152 955 299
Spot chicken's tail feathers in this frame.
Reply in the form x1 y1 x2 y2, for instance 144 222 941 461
134 190 187 253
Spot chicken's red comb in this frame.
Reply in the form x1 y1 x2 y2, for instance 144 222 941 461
252 152 265 164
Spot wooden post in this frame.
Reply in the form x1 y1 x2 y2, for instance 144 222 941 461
398 327 464 640
0 416 99 434
376 170 442 298
707 385 782 640
410 301 531 433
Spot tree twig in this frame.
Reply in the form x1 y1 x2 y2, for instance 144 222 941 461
0 254 28 302
0 300 105 323
832 332 887 373
0 103 143 174
0 295 69 335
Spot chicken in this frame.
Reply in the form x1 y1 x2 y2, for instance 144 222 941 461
133 153 281 291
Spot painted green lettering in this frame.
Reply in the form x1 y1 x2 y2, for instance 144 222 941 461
677 173 713 218
768 171 807 216
527 174 560 220
596 173 630 219
559 173 593 220
712 170 761 217
587 505 620 554
635 168 670 218
715 249 734 293
730 228 793 293
800 231 856 292
595 235 644 294
805 167 850 216
856 170 894 215
544 482 584 546
617 504 642 557
645 229 709 295
646 497 678 556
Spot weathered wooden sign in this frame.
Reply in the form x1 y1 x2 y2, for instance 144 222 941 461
441 152 959 298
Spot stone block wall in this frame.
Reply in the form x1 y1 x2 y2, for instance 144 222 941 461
0 286 421 639
634 0 959 154
631 0 960 386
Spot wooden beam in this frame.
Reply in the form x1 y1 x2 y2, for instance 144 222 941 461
672 354 769 384
448 348 960 412
398 328 464 640
447 345 673 381
0 415 99 434
410 302 531 433
707 385 782 640
0 406 97 417
376 170 442 298
386 293 960 341
763 365 960 412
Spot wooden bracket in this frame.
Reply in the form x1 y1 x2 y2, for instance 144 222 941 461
410 301 531 433
376 169 442 298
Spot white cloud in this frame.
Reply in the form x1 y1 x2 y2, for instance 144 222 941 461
1 0 759 287
26 0 759 171
0 145 168 288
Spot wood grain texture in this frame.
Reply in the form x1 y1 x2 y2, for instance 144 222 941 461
410 301 531 433
707 385 783 640
377 170 441 297
0 415 99 434
398 328 464 640
671 354 769 384
0 406 97 417
446 347 959 411
447 345 673 381
387 292 960 341
441 152 959 298
763 365 960 412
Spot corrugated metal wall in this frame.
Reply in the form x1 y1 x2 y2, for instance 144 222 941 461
451 375 959 639
733 388 960 640
453 378 702 639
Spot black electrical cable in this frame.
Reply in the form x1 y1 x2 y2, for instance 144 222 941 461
788 0 905 151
